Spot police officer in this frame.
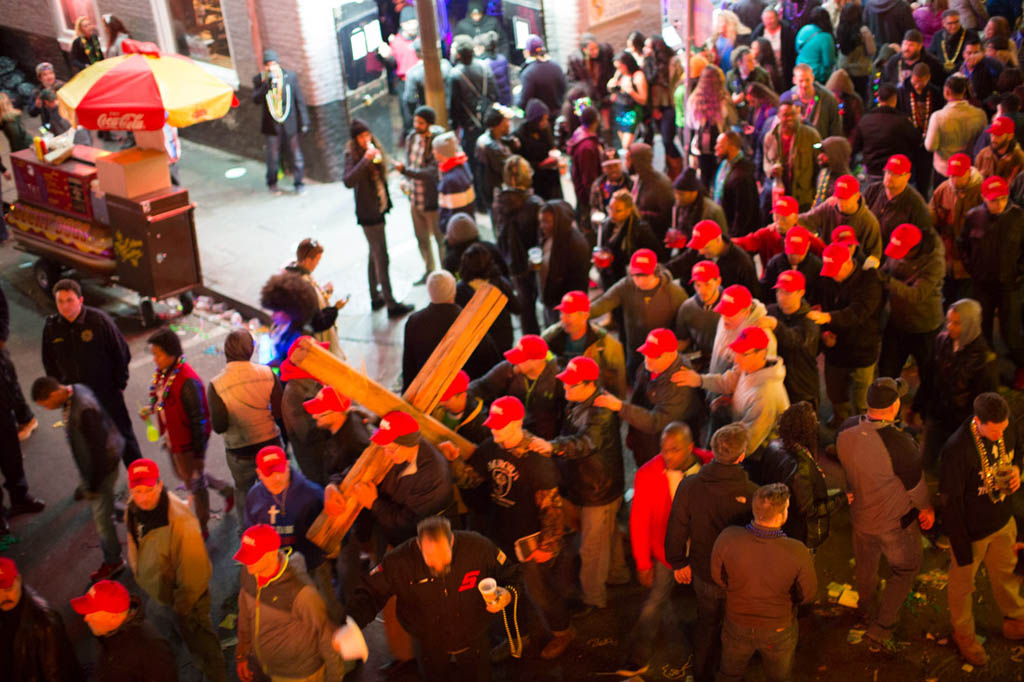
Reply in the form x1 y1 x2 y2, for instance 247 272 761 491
41 279 141 465
348 516 513 681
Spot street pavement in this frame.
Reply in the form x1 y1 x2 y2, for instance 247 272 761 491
2 134 1024 681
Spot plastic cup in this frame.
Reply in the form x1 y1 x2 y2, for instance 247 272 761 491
528 246 543 269
333 617 369 661
478 577 499 606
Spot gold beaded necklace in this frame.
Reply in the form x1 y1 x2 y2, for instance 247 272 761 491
970 418 1011 503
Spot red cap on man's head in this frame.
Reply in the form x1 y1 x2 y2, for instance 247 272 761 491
774 269 807 292
280 337 329 382
833 174 859 200
556 356 601 385
629 249 658 274
234 524 281 566
440 370 470 402
302 386 351 415
946 153 972 178
256 446 289 477
637 328 679 358
885 154 912 175
482 396 526 430
988 116 1015 137
127 458 160 489
714 285 753 318
70 580 131 615
821 243 852 278
554 290 590 314
885 224 923 259
982 175 1009 200
690 260 721 283
830 225 858 245
729 326 770 354
773 196 799 216
687 220 723 249
0 558 18 589
371 410 421 445
664 228 688 249
504 335 549 365
784 226 812 255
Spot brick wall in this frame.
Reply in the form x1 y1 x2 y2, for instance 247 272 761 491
94 0 160 44
542 0 665 66
1 0 57 37
222 0 259 87
0 26 71 83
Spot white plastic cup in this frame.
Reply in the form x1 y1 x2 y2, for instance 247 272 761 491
528 246 543 269
478 577 499 606
332 617 369 661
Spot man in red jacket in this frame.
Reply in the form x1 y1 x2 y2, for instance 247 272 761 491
615 422 708 677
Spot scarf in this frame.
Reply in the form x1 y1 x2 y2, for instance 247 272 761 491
439 152 469 173
265 66 291 123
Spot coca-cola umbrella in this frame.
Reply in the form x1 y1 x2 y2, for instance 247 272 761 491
56 39 237 131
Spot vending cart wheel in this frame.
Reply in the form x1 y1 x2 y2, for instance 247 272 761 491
140 299 158 328
33 259 64 294
179 291 194 316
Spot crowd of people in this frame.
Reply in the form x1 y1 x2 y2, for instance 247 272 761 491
7 0 1024 681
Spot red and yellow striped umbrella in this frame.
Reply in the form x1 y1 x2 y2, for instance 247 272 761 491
57 39 237 131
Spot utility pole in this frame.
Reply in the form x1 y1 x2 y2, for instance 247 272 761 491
416 0 449 127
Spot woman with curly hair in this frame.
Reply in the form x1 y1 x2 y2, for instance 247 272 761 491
607 51 648 149
685 65 739 188
643 35 684 179
758 401 848 549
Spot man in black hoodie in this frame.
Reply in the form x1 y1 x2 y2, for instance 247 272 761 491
851 85 921 185
665 423 758 682
763 270 821 407
627 143 675 238
864 0 917 45
713 131 760 237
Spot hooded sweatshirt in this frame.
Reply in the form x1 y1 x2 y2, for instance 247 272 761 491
709 299 778 375
702 358 790 453
929 298 998 423
882 227 946 333
929 168 983 280
798 196 883 260
812 136 852 208
864 0 917 45
795 24 836 83
567 124 603 211
540 199 591 308
628 143 675 238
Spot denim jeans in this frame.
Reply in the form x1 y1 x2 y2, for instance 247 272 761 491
362 223 396 306
520 551 572 634
86 468 121 564
576 499 625 608
265 131 304 188
625 562 676 665
852 523 921 639
692 574 726 682
717 617 797 682
225 448 260 526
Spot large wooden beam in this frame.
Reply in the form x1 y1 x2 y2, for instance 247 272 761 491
301 283 506 555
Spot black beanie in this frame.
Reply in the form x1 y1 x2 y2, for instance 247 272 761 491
414 105 436 125
350 118 370 139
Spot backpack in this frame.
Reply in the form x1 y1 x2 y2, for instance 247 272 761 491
457 63 494 129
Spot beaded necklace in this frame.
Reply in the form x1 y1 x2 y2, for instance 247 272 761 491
941 30 966 73
908 88 932 131
149 356 185 414
813 168 832 207
970 418 1011 503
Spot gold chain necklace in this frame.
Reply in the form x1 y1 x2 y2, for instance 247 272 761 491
970 419 1011 503
942 30 966 72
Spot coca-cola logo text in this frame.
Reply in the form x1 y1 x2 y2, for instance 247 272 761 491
96 112 147 130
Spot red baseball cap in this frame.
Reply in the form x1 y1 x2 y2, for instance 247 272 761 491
690 260 721 283
773 196 799 216
982 175 1009 200
280 337 329 382
554 290 590 315
71 580 131 615
556 356 601 385
784 226 813 255
885 224 922 259
302 386 351 415
234 524 281 565
687 220 722 249
504 335 549 364
127 458 160 489
440 370 469 402
0 558 18 589
729 326 770 354
714 285 753 318
946 153 972 178
884 154 911 175
988 116 1015 137
629 249 658 275
482 396 525 430
637 328 679 358
256 446 289 477
821 243 852 278
774 269 807 292
371 410 421 445
664 228 688 249
833 174 859 200
830 225 858 245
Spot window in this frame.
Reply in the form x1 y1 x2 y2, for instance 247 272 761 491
57 0 96 32
166 0 233 70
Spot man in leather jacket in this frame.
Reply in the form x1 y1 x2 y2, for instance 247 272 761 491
0 558 80 682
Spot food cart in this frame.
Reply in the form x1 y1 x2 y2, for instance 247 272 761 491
5 38 234 327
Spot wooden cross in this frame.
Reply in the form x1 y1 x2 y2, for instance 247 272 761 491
294 283 507 555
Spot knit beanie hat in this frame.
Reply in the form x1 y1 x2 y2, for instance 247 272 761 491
427 270 457 303
432 131 459 161
262 49 279 64
446 213 479 245
525 98 549 123
224 329 255 361
414 105 436 125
